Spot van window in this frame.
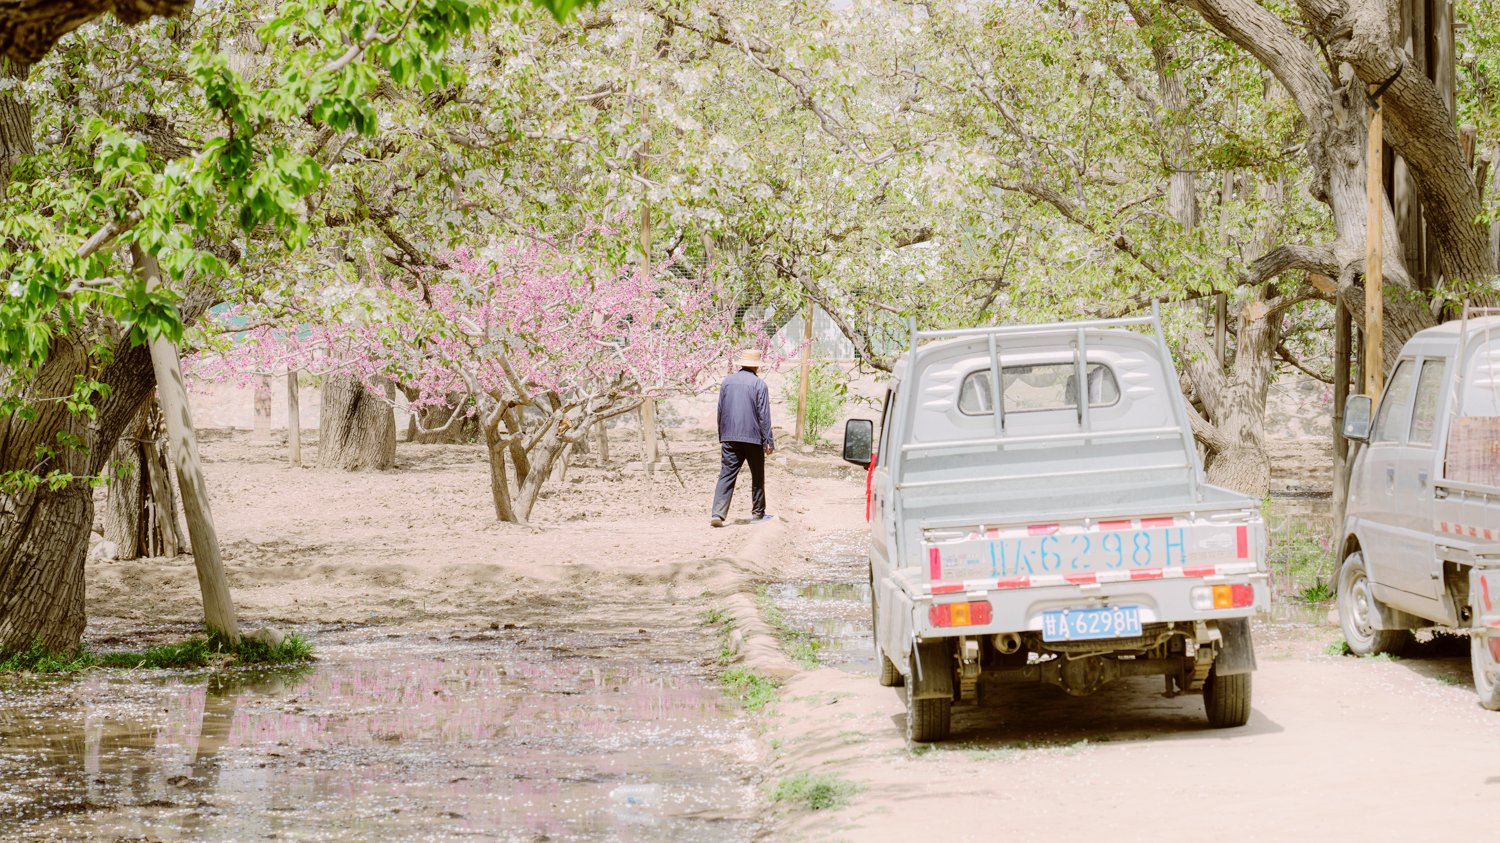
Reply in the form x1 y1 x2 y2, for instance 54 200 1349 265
1372 359 1416 443
958 363 1119 416
1407 358 1446 446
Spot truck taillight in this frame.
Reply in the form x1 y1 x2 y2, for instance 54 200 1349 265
929 601 992 627
1191 584 1254 610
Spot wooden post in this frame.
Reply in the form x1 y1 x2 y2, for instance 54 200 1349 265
132 246 240 644
795 301 814 444
286 369 301 467
1365 94 1385 396
1213 293 1227 364
1333 303 1352 461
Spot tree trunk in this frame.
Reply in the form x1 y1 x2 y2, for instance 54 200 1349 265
404 397 474 444
287 369 302 466
483 426 519 523
317 374 396 471
0 487 90 653
251 374 273 444
103 407 149 560
515 430 569 522
1 316 168 657
104 401 183 560
138 248 239 644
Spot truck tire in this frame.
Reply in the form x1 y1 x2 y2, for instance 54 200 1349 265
1337 552 1409 656
905 671 951 743
1473 623 1500 711
878 649 903 687
869 574 903 687
1203 666 1251 728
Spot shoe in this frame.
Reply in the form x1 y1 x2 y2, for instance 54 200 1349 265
750 514 775 524
710 515 725 527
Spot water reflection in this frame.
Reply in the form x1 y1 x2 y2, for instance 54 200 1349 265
0 635 756 842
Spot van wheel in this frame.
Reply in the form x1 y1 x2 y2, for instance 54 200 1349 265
1337 552 1409 656
1473 619 1500 711
904 670 951 743
1203 666 1251 728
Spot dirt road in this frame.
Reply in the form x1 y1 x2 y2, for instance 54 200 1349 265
756 488 1500 843
60 426 1500 842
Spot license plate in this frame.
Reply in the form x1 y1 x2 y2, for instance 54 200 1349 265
1042 605 1142 642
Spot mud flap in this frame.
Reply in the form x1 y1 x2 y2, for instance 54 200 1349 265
1213 618 1257 676
910 639 954 701
1471 567 1500 665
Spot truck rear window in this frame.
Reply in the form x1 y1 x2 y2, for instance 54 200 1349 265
958 363 1120 415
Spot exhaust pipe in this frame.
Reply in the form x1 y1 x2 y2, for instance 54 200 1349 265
992 633 1023 655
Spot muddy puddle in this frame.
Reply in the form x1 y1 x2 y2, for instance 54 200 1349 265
0 628 758 842
768 530 875 674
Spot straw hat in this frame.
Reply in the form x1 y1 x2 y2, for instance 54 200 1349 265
734 349 764 369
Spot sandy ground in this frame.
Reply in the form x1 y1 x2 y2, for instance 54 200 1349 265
87 424 860 637
83 419 1500 843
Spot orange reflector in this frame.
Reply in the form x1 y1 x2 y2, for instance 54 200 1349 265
1213 585 1232 609
928 601 993 628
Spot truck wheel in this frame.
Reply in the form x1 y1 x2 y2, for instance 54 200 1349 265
878 649 903 687
1203 666 1251 728
905 673 951 743
1337 552 1409 656
869 576 903 687
1473 625 1500 711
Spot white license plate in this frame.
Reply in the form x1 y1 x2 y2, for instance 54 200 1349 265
928 523 1248 581
1042 605 1143 642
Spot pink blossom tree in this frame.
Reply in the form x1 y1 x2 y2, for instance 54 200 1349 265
193 229 753 523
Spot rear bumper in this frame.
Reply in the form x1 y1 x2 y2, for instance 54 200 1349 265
909 572 1269 641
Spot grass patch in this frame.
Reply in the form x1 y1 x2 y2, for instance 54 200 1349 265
1269 521 1336 602
1370 651 1401 662
755 587 822 669
2 632 315 675
1435 674 1466 687
768 773 859 811
702 606 737 665
721 667 779 712
1298 579 1335 603
0 641 95 674
1324 639 1352 656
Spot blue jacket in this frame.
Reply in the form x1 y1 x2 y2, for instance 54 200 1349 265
717 369 774 448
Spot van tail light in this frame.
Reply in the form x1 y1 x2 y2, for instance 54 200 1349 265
1191 584 1255 611
929 601 993 627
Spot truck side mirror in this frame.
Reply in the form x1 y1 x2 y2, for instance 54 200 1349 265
1343 395 1373 442
842 418 874 467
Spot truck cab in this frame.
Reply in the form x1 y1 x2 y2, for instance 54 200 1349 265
843 308 1268 741
1338 311 1500 710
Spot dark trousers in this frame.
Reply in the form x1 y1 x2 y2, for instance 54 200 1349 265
712 441 766 519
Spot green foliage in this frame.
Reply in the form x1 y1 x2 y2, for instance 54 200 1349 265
721 667 778 712
768 773 859 811
1298 580 1334 603
1324 639 1352 657
1 633 315 673
783 360 849 446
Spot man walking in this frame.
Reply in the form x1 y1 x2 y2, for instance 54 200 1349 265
711 349 774 527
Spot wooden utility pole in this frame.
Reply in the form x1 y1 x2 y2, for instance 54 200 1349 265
132 246 240 644
1365 93 1385 396
795 301 814 443
286 369 301 467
